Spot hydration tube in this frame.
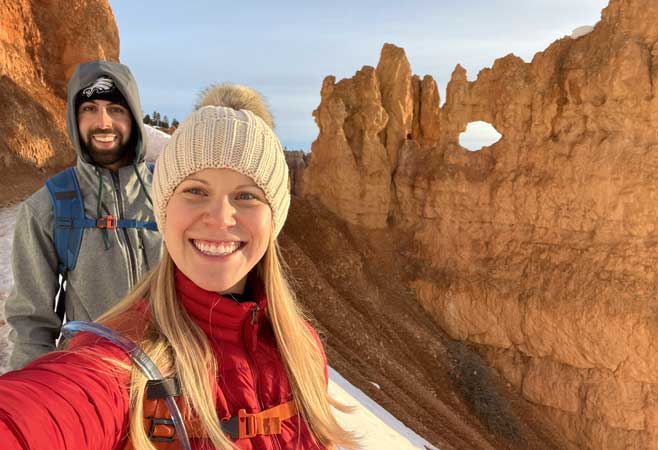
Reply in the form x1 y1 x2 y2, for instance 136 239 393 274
61 321 192 450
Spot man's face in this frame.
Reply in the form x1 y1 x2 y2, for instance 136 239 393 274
77 99 133 169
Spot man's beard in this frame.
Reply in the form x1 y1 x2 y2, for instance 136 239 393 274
81 127 134 167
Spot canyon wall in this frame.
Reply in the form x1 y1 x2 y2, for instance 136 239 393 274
303 0 658 448
0 0 118 205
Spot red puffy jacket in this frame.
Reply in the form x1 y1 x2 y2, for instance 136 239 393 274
0 269 327 450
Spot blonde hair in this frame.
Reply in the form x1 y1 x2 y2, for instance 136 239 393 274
98 238 359 450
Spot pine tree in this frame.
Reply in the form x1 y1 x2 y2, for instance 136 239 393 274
162 115 170 128
143 114 152 125
172 118 179 128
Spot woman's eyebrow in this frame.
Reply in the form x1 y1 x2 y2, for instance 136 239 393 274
181 177 210 185
235 183 260 189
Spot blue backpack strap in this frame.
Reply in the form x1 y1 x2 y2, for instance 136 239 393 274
45 166 158 271
45 167 87 274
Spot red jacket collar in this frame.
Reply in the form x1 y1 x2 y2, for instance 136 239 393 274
174 268 268 344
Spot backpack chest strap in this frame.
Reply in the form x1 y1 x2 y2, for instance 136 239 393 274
141 396 298 444
61 216 158 231
225 400 298 440
47 167 158 276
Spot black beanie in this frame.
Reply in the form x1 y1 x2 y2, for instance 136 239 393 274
75 76 129 111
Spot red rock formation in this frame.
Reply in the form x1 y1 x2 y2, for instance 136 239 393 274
0 0 119 205
284 150 308 196
304 70 391 228
411 74 441 147
376 44 413 167
303 0 658 448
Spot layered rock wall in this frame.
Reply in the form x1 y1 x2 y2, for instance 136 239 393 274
0 0 118 204
303 1 658 448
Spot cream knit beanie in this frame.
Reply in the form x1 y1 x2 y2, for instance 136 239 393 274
152 84 290 236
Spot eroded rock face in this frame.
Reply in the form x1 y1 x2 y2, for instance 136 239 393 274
284 150 308 196
304 70 391 228
411 74 441 147
0 0 119 205
303 0 658 448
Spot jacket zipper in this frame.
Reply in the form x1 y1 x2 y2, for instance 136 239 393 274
137 229 150 272
111 171 138 288
243 304 264 412
242 304 282 450
251 304 259 325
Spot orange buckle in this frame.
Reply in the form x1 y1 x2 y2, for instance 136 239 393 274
97 216 117 229
230 401 296 440
237 409 283 439
238 409 257 439
146 416 176 443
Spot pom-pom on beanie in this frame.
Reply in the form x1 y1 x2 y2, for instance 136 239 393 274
152 83 290 236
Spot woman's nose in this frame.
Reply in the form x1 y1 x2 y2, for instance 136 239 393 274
203 198 237 228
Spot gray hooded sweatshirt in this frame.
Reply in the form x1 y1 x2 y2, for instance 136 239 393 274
5 61 162 370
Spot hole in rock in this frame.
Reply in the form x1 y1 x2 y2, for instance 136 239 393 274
459 121 502 152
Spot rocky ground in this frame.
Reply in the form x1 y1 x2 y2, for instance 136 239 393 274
282 196 578 450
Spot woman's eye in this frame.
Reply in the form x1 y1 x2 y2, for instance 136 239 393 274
185 188 205 196
236 192 256 201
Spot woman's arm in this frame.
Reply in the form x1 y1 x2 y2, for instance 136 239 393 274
0 336 132 450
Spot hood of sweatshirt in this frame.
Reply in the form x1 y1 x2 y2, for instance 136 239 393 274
66 60 148 165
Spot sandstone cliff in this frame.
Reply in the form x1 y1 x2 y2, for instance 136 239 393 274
0 0 118 205
303 0 658 448
283 197 577 450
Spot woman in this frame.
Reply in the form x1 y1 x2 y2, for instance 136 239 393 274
0 84 359 450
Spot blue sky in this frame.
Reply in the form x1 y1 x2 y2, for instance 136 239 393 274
111 1 608 150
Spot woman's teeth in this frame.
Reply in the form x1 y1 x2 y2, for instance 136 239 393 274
193 240 241 256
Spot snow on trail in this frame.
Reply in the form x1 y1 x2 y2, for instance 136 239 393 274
0 204 18 373
329 367 439 449
0 205 18 293
0 201 437 449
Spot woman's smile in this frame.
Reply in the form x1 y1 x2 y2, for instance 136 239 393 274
191 239 245 257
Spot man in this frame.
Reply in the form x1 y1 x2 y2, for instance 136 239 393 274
5 60 162 370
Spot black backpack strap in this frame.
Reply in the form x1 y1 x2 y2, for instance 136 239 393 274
53 272 67 323
146 378 181 400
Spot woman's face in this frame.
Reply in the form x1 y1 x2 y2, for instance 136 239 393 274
164 168 272 294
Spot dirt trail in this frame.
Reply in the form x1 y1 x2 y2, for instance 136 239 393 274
282 197 578 450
